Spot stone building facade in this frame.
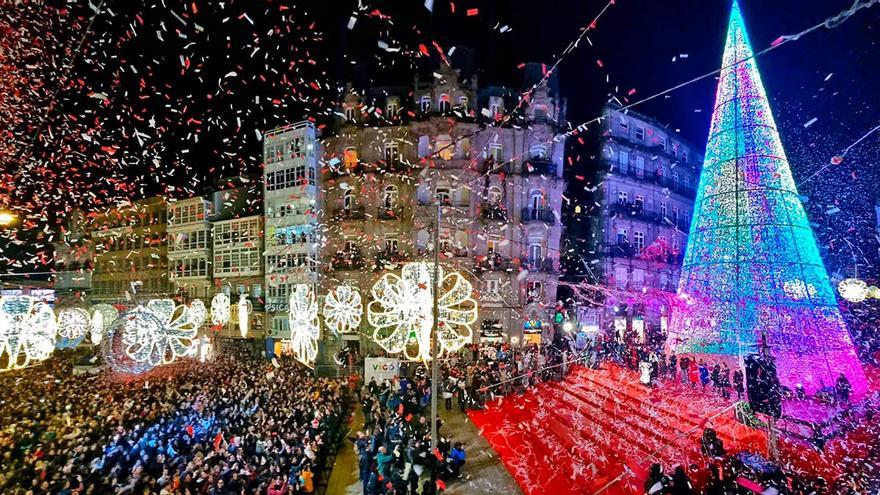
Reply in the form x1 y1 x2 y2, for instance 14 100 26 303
585 104 703 341
321 63 567 347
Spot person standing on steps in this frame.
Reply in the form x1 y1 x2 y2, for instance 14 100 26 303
733 368 744 400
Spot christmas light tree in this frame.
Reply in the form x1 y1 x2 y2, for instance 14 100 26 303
668 0 867 395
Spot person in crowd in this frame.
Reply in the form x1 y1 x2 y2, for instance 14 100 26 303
0 343 348 495
698 361 710 390
644 463 667 494
680 355 691 385
669 465 694 495
732 369 745 400
688 359 700 388
718 364 731 400
700 428 725 459
835 373 853 405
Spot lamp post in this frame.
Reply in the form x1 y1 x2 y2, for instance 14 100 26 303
430 199 441 452
0 210 18 227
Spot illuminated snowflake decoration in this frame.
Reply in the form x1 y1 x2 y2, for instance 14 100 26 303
210 293 231 327
367 263 477 361
236 294 252 338
839 278 869 303
56 308 90 349
287 284 320 365
0 296 57 371
323 285 362 334
89 304 118 345
103 299 206 374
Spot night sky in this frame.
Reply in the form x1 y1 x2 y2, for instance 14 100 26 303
1 0 879 278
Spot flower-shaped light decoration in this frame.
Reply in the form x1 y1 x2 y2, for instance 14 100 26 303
103 299 206 373
367 262 477 361
0 296 57 371
56 308 90 349
89 304 119 345
287 284 320 366
323 285 362 335
236 295 253 338
839 278 869 303
210 293 230 327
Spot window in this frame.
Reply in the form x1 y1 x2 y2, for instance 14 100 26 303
635 126 645 140
683 212 690 228
529 189 545 210
385 99 399 117
635 156 645 178
344 106 355 122
344 240 357 253
343 147 358 169
617 229 628 245
672 142 679 157
619 150 629 170
658 235 668 246
660 202 668 219
672 207 679 224
420 95 431 112
384 141 400 167
617 191 628 204
658 137 667 151
634 195 644 210
683 176 691 189
485 278 501 297
384 234 399 253
489 96 503 117
435 186 451 205
343 189 354 210
614 266 628 288
528 241 543 261
487 235 501 254
632 269 645 289
436 134 454 160
438 94 451 113
488 143 503 162
682 149 689 162
657 164 665 178
660 271 669 289
383 185 398 209
618 119 629 132
672 172 680 189
458 96 469 109
634 231 645 252
526 281 543 302
487 185 502 204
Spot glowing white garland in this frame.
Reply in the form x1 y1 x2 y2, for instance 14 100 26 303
211 293 231 327
367 263 477 361
103 299 206 373
56 308 90 349
0 296 57 371
287 284 320 365
89 304 118 345
323 285 362 334
237 294 252 337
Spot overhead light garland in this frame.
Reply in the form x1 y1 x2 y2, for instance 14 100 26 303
287 284 320 366
211 293 231 327
56 308 90 349
367 262 477 362
323 285 362 334
103 299 205 374
0 296 57 371
89 304 119 345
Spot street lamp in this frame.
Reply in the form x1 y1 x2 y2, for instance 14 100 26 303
562 321 574 332
0 210 17 227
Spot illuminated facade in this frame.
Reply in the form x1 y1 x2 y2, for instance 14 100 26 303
668 0 866 395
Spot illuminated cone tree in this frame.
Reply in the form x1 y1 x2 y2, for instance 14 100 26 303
668 0 866 395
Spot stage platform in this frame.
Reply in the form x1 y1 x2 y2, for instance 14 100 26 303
468 364 878 495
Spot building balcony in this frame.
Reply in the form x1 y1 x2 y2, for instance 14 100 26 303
521 207 555 224
522 257 556 272
330 253 366 271
474 254 518 274
333 206 366 221
377 207 402 221
521 159 557 177
609 167 698 200
603 242 684 264
327 162 366 176
479 159 511 175
480 203 508 221
374 250 409 271
54 271 92 290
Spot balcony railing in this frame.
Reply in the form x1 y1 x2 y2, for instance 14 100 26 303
603 242 685 264
480 203 508 221
331 254 366 271
474 254 518 273
523 257 556 272
377 207 401 221
374 250 410 271
522 159 557 177
610 167 698 200
479 159 511 175
521 208 555 224
333 206 366 221
609 202 691 232
54 271 92 290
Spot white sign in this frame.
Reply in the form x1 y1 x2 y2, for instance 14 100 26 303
364 357 400 385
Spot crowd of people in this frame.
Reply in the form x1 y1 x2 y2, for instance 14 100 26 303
0 343 348 495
